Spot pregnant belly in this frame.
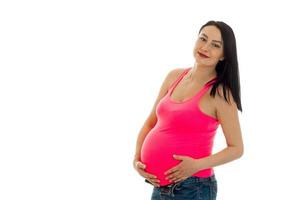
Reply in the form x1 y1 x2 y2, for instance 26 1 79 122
140 129 211 186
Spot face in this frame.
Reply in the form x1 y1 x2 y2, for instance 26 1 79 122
193 25 224 67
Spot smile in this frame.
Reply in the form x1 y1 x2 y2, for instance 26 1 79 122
198 52 210 58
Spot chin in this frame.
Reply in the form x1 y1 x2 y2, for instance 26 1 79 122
194 57 211 66
195 57 217 67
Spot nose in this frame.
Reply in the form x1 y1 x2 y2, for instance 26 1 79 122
201 42 210 51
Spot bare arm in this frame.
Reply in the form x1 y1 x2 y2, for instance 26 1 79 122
195 88 244 170
133 68 184 162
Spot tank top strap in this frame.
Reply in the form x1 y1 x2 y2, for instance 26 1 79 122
168 67 191 93
205 77 217 87
192 77 218 101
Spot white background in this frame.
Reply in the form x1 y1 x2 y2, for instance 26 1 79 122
1 0 300 199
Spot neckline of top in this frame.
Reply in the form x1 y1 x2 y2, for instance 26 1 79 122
168 67 217 104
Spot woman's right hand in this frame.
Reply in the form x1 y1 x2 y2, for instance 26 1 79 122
133 160 160 187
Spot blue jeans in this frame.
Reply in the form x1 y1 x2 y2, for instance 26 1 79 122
146 175 217 200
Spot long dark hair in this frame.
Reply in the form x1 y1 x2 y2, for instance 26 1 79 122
199 20 242 111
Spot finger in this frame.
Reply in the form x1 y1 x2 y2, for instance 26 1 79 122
139 170 157 180
167 171 183 181
168 173 182 182
149 178 160 184
146 173 157 179
149 176 160 181
164 167 179 175
145 173 160 185
136 161 143 168
137 168 150 178
147 179 160 187
136 161 146 169
173 154 184 160
174 176 187 183
142 171 156 179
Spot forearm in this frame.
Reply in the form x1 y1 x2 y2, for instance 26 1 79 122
196 146 243 170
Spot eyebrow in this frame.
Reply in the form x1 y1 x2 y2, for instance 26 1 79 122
201 33 223 45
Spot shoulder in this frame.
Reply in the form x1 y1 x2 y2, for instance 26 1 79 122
214 84 234 103
154 68 186 98
166 67 186 79
213 84 238 118
154 67 187 99
164 68 186 86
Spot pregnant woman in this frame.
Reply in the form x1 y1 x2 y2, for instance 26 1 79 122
133 20 244 200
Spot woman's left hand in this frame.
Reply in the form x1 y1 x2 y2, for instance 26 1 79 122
164 155 200 183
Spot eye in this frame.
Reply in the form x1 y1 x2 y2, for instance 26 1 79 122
199 37 206 42
212 43 221 48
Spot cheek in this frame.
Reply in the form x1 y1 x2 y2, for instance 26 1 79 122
193 47 199 55
193 44 198 52
194 41 203 49
211 51 223 60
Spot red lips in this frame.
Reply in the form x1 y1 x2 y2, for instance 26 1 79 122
198 52 210 58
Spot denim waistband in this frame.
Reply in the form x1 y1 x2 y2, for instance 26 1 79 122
145 175 216 187
151 175 216 198
162 175 216 188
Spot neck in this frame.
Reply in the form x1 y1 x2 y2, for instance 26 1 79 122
187 63 217 84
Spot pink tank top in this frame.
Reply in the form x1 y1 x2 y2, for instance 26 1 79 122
140 67 219 186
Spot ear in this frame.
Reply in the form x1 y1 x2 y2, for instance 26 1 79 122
219 57 224 61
